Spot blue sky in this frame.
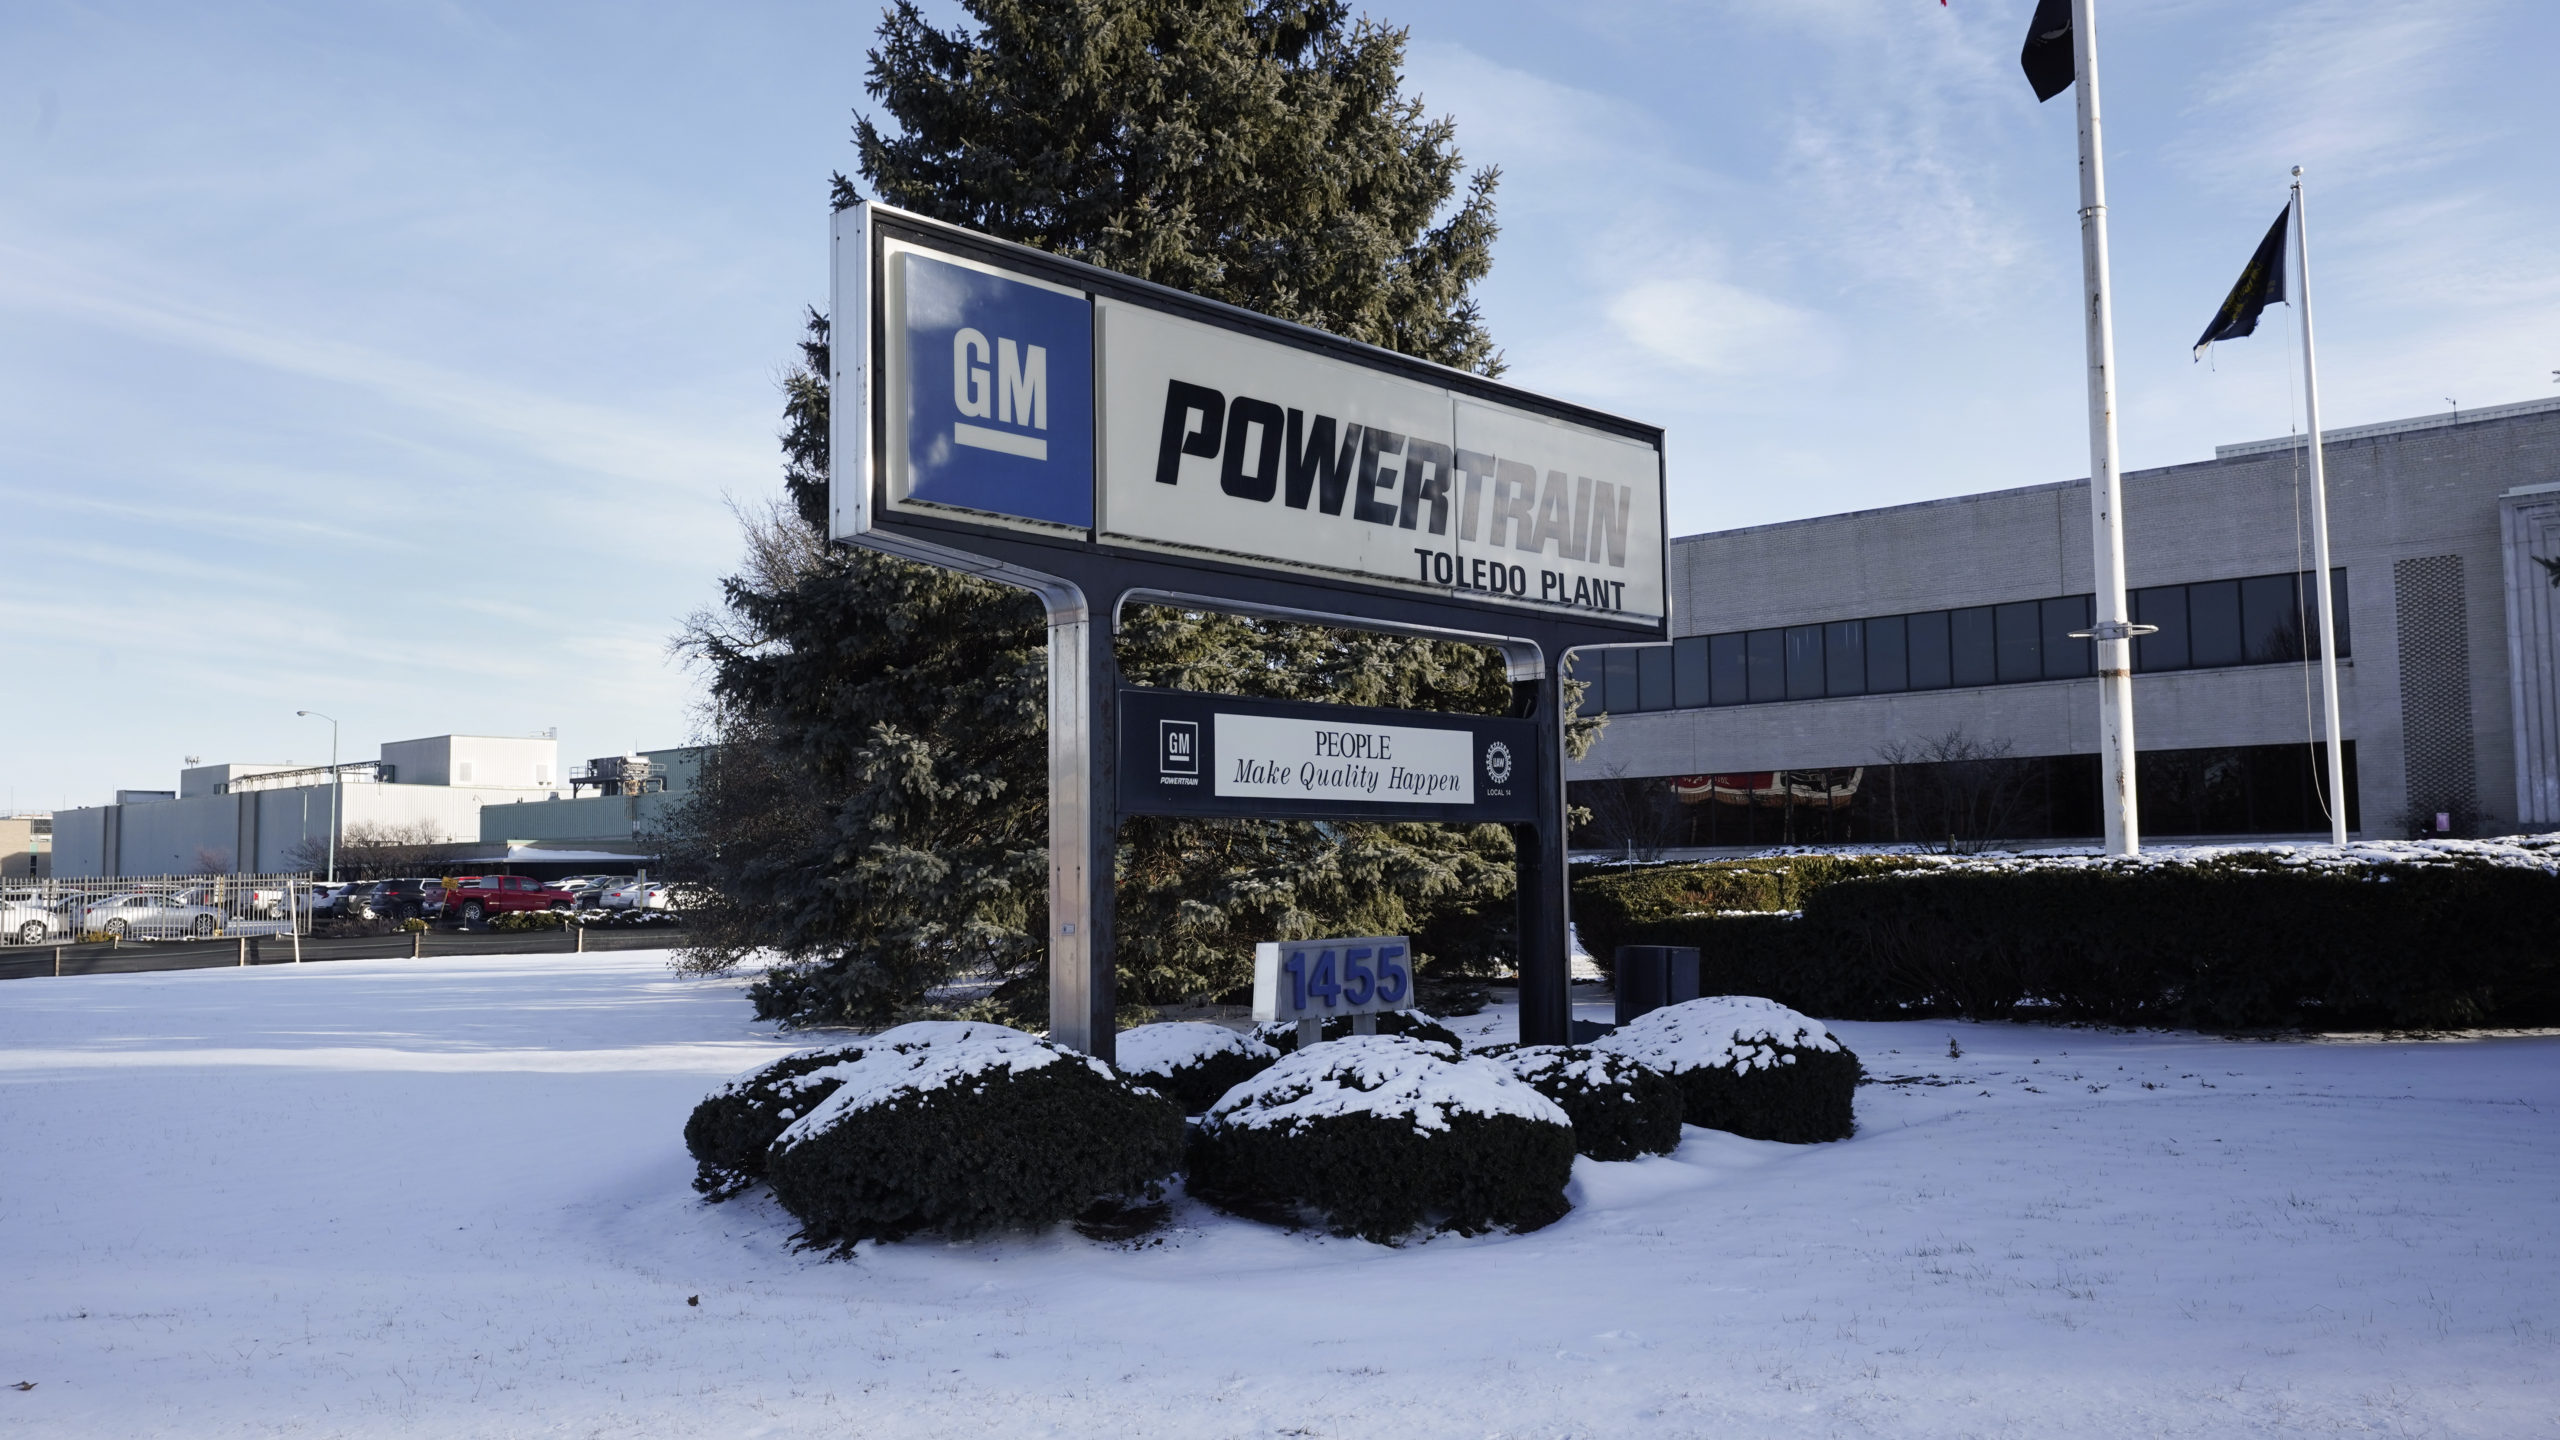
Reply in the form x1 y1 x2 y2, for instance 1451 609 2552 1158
3 0 2552 810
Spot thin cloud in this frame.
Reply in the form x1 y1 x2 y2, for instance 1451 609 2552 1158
1607 274 1829 380
1403 43 1827 404
2174 0 2505 189
0 240 760 503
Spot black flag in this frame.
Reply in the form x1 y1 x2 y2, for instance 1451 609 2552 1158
2193 207 2291 360
2022 0 2074 102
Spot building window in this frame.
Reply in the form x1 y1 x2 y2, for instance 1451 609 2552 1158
1578 568 2351 716
1994 600 2043 683
1638 644 1675 711
1824 620 1865 697
2241 573 2304 662
1951 607 1997 687
1710 633 1748 705
1673 636 1711 708
2188 579 2244 667
1572 741 2361 850
1784 625 1825 700
1746 629 1786 702
2133 584 2188 670
1603 648 1641 715
2041 594 2093 679
1865 614 1908 693
1908 611 1951 690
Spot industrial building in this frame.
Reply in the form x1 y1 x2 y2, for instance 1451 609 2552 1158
1 814 50 878
1567 396 2560 849
49 737 705 879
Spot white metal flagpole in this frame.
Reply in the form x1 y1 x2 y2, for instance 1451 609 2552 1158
2070 0 2143 855
2291 166 2351 846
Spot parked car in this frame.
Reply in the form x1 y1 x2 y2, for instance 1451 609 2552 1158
599 880 671 911
442 874 568 925
3 893 64 945
567 876 637 911
169 884 287 921
307 881 362 919
367 878 444 921
80 891 223 940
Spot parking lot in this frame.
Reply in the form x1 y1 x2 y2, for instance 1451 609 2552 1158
0 923 689 981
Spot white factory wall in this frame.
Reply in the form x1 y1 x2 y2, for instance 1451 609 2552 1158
379 734 559 790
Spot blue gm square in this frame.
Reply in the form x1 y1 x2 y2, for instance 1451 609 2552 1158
900 253 1094 529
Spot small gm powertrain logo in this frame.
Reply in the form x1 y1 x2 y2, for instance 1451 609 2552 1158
1159 719 1200 779
1483 739 1513 786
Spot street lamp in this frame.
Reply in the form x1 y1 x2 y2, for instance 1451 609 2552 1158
296 710 339 884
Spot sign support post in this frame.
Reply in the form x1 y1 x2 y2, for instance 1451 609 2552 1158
1044 584 1119 1060
1512 663 1571 1048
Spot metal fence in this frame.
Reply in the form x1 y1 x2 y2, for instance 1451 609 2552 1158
0 873 312 945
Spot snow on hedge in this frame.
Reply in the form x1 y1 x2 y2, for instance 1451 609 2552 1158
702 1046 863 1119
1205 1034 1565 1134
1925 832 2560 877
1113 1021 1276 1078
773 1022 1107 1148
1498 1044 1649 1091
1596 996 1842 1075
1605 832 2560 882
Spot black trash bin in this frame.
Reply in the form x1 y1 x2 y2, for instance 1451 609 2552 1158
1614 945 1701 1027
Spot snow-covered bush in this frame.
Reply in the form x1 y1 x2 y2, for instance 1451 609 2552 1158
764 1022 1185 1247
1187 1035 1575 1243
1595 997 1858 1143
1113 1022 1279 1114
1491 1046 1684 1161
683 1044 867 1198
1253 1009 1464 1054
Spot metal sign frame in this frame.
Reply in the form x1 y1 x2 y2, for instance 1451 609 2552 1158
828 201 1670 1060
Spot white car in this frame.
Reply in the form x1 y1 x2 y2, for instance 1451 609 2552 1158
3 895 64 945
598 881 670 911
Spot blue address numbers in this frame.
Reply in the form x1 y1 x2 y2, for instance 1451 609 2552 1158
1252 935 1414 1023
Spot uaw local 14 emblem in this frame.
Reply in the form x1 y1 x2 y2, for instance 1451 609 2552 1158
1483 739 1513 786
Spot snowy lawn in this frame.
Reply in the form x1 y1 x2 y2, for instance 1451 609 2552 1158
4 953 2556 1438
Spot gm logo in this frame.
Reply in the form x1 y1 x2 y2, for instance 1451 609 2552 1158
952 329 1048 460
900 253 1094 529
1159 719 1200 781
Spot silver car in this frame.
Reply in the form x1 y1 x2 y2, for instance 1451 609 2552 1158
81 890 223 940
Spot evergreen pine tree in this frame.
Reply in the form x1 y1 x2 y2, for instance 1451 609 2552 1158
662 0 1592 1025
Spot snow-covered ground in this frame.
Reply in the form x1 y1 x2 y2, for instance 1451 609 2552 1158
5 952 2556 1437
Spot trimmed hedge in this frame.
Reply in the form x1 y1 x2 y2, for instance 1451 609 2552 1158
1254 1009 1465 1054
765 1024 1185 1247
1572 855 1929 973
1579 852 2560 1031
1188 1036 1575 1243
490 909 569 932
683 1044 865 1197
1596 998 1859 1143
1492 1046 1685 1160
1113 1022 1281 1114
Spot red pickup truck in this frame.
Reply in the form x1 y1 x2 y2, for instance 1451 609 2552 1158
442 875 565 924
